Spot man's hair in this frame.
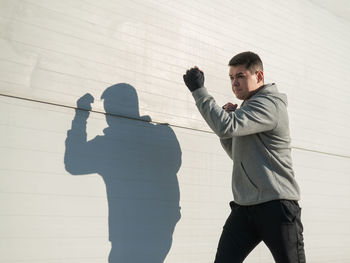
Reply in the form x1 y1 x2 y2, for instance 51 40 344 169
228 51 263 73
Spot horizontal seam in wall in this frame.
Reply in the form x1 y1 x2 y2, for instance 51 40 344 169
0 92 214 133
1 93 349 159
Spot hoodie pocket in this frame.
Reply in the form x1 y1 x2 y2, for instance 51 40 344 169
240 162 258 190
232 161 260 202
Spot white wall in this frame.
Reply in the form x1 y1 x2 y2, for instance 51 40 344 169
1 0 350 262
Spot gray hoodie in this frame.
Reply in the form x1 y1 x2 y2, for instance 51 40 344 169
192 83 300 205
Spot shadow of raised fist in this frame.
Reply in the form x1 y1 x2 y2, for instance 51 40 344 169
77 93 94 111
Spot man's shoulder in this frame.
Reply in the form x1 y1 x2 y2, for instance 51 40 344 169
250 86 287 109
245 93 278 109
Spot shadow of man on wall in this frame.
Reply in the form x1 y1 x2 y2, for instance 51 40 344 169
64 83 181 263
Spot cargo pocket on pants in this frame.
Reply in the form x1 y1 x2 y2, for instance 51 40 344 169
280 200 301 242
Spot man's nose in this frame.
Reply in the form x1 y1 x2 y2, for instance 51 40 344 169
232 79 239 88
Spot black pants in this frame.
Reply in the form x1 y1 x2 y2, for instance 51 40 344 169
214 200 306 263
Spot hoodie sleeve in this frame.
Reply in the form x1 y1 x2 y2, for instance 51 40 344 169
192 87 278 138
220 137 233 159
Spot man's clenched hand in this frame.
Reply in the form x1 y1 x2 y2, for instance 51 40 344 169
222 102 238 113
183 67 204 92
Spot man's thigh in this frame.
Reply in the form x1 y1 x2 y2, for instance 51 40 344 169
257 200 306 263
214 202 261 263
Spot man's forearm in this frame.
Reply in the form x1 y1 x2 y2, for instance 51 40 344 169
192 87 234 139
192 87 278 138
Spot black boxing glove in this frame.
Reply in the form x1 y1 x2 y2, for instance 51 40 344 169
183 67 204 92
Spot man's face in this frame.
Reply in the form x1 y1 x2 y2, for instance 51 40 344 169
229 65 261 100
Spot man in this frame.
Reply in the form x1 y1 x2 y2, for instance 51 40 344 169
183 51 306 263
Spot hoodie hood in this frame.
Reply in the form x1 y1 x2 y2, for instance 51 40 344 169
252 83 288 107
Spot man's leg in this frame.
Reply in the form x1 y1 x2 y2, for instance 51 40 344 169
257 200 306 263
214 202 261 263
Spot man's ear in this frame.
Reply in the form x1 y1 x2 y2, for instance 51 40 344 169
256 70 264 83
